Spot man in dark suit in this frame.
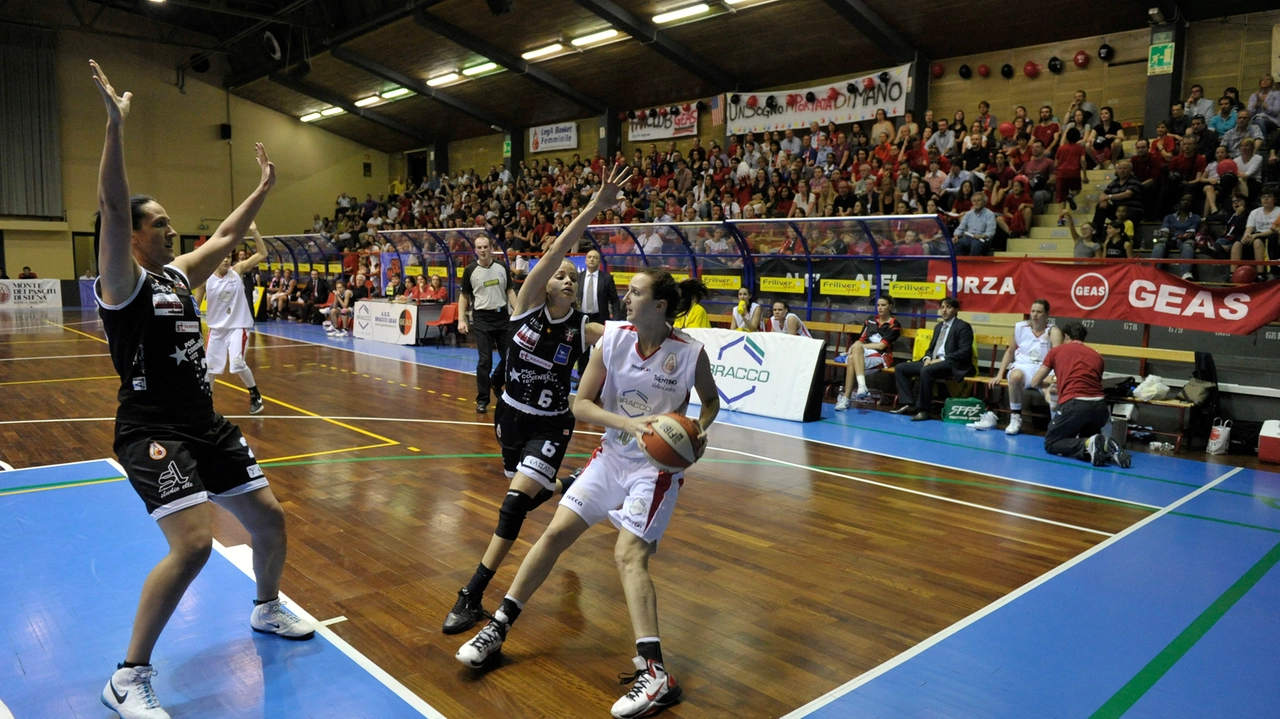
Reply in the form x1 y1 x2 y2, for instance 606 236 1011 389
575 249 620 374
892 296 975 421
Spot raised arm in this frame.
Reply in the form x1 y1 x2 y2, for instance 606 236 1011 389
91 60 139 306
231 222 268 276
173 143 276 287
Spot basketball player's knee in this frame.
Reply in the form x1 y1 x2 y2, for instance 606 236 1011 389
172 535 213 571
614 535 650 572
495 490 539 540
229 357 248 373
852 340 865 352
1008 369 1025 385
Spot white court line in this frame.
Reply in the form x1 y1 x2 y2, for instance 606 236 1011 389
250 327 476 376
0 353 110 362
781 465 1245 719
249 342 318 350
55 318 104 326
706 446 1114 537
213 541 448 719
0 417 115 425
0 698 14 719
319 616 349 626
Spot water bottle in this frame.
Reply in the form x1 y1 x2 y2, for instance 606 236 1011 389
1149 441 1174 452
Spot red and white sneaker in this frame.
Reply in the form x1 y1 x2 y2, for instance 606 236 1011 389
611 657 682 718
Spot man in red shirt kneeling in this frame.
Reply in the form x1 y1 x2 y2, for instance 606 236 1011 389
1032 323 1132 467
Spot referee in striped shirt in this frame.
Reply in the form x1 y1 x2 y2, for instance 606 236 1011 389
458 235 516 412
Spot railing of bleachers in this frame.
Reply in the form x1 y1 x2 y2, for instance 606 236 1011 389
263 234 343 280
374 229 455 297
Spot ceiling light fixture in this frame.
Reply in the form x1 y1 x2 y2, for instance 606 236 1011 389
571 29 618 47
354 96 382 107
320 107 345 116
426 72 460 87
653 3 709 24
380 87 412 99
521 43 563 60
462 62 500 76
300 112 322 122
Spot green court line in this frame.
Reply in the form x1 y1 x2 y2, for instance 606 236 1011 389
0 475 126 496
1089 537 1280 718
1168 511 1280 534
821 417 1202 488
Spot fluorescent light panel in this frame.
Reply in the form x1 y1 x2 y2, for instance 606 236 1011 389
521 43 563 60
463 62 500 76
320 107 345 116
426 72 460 86
380 87 412 99
571 29 618 47
354 96 382 107
300 112 322 122
653 3 709 24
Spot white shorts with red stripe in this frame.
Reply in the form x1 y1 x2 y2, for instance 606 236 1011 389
560 446 683 545
206 327 250 375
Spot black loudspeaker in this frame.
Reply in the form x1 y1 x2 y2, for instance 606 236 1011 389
485 0 514 14
220 123 232 140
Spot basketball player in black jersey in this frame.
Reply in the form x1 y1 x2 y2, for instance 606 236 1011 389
90 61 312 719
442 162 633 634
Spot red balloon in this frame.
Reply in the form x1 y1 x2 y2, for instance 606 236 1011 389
827 86 840 100
746 95 758 108
863 77 875 90
1023 61 1039 78
998 121 1015 138
657 107 667 116
977 64 990 78
930 62 945 78
1074 50 1090 68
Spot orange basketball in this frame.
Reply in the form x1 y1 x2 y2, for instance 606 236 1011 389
638 413 704 472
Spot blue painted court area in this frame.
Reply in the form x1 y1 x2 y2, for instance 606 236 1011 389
790 467 1280 719
0 461 434 719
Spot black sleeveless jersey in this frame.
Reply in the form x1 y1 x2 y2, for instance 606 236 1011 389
97 265 215 427
501 304 587 416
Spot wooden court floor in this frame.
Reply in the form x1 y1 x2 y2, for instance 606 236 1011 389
0 310 1155 718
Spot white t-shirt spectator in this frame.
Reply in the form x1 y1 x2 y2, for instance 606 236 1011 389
1247 206 1280 234
1236 154 1262 181
641 231 664 255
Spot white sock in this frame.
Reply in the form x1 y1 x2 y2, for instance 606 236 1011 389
237 368 256 387
1009 404 1021 412
856 375 867 392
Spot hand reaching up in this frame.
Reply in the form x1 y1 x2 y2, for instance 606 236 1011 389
90 60 131 125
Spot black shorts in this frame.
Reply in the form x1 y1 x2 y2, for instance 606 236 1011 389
494 399 575 491
114 415 268 520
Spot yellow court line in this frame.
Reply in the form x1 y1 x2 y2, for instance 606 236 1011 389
0 477 126 497
258 441 396 464
0 338 103 345
214 379 399 445
45 321 108 344
0 375 116 387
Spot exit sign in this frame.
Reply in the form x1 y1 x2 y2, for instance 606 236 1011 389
1147 43 1175 76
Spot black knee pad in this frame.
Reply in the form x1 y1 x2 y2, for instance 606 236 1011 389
495 490 537 540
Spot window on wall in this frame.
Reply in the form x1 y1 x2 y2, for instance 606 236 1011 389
72 232 95 278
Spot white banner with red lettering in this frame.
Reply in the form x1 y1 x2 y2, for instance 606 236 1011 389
627 102 699 142
725 63 911 135
926 259 1280 335
0 279 62 309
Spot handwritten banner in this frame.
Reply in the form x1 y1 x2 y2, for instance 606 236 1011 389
725 63 911 135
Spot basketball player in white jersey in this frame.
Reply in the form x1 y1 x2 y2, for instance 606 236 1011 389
195 223 267 414
457 268 720 719
766 300 811 336
986 298 1063 434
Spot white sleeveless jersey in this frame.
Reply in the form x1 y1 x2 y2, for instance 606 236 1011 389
204 269 255 329
731 302 761 331
1013 320 1052 366
767 313 811 338
597 321 703 462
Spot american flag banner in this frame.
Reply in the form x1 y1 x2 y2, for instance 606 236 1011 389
709 95 723 126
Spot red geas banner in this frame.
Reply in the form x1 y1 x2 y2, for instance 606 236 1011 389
926 259 1280 335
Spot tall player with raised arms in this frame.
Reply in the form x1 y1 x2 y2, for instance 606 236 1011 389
457 266 720 719
441 163 633 634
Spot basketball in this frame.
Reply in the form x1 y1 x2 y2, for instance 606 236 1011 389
638 413 704 472
1231 266 1257 284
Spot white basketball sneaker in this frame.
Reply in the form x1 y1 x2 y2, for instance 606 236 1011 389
457 617 507 668
612 658 682 718
967 411 998 431
1005 414 1023 436
102 664 170 719
251 598 315 640
834 395 850 411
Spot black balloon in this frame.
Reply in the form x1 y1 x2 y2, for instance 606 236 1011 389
1047 56 1064 74
878 71 890 83
1001 63 1014 79
805 91 816 103
847 82 857 93
730 93 741 105
958 64 972 79
1098 43 1114 62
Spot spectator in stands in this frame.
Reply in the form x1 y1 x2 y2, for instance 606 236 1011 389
953 192 996 255
998 178 1033 238
1222 110 1264 158
1069 90 1099 125
1237 138 1262 200
731 286 763 331
1100 220 1133 259
926 118 955 158
870 109 895 147
267 268 292 319
1095 159 1147 228
1219 195 1264 275
1153 193 1203 281
1186 84 1215 121
350 272 372 301
1167 102 1190 138
1162 136 1207 216
1055 127 1088 203
976 101 998 139
1063 211 1101 258
1203 144 1239 218
1209 96 1239 137
1088 107 1125 169
1022 139 1056 214
300 269 331 322
1033 106 1061 153
939 164 972 209
1248 75 1280 135
327 280 353 337
1185 114 1218 159
405 275 432 302
984 299 1063 435
17 266 36 279
384 272 407 301
1033 323 1129 467
892 297 973 422
1245 185 1280 279
835 296 901 410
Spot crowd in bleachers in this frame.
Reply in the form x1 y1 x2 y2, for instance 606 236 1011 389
298 74 1280 274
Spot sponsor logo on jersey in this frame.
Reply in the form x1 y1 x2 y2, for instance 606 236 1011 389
630 498 648 516
520 457 555 480
149 442 167 460
519 349 554 370
483 278 501 288
153 291 185 316
132 377 148 391
662 352 678 374
618 389 651 418
175 321 200 333
514 325 539 351
158 461 194 498
553 343 572 365
246 464 264 478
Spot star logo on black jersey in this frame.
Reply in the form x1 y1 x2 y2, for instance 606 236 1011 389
170 347 187 365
